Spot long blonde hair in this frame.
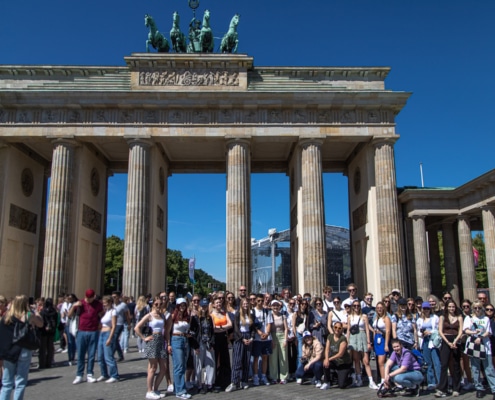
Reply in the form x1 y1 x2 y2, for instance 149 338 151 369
136 295 148 312
3 294 29 325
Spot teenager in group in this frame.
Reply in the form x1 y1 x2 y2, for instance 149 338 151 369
463 300 495 399
135 296 169 400
309 297 327 347
321 286 333 313
190 298 215 394
322 321 353 390
61 293 78 366
295 331 324 386
436 299 463 398
97 295 119 383
292 298 309 368
211 295 232 391
328 296 347 335
347 299 377 389
392 298 417 350
227 298 254 391
285 298 298 379
252 293 273 386
372 301 391 386
417 301 440 391
135 295 150 355
269 299 288 384
460 299 474 391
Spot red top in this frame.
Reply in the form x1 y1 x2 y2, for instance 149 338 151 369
77 299 103 332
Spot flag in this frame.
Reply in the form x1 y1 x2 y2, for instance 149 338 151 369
189 257 196 284
473 247 479 267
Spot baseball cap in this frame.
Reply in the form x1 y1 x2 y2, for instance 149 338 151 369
302 331 312 338
398 298 407 305
421 302 431 309
176 298 187 305
200 298 209 307
85 289 95 298
391 289 401 295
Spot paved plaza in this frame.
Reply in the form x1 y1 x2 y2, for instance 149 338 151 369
23 336 487 400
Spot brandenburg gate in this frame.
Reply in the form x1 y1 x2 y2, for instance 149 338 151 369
0 53 411 300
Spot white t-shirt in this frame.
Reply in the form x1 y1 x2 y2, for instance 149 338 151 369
253 307 273 341
463 315 492 355
114 302 129 326
101 308 117 329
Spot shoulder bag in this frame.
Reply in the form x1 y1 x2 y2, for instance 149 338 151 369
12 316 40 350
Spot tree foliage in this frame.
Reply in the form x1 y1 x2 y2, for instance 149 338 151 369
104 236 225 295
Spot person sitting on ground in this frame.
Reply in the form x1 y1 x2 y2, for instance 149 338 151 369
383 338 423 396
295 331 324 387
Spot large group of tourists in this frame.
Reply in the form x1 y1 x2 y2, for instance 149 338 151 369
0 284 494 400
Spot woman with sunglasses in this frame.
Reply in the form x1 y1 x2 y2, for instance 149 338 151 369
382 296 392 316
135 296 170 400
322 321 353 389
309 297 328 347
463 300 495 399
285 299 298 380
372 301 391 386
417 301 441 391
427 295 443 317
211 295 232 392
293 299 309 368
436 299 463 398
459 299 474 391
392 298 418 350
190 298 215 394
185 296 201 391
269 299 289 384
347 300 377 389
407 298 419 319
486 304 495 375
327 297 347 335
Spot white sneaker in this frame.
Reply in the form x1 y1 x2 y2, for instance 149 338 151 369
225 383 236 392
369 380 379 390
106 377 118 383
154 391 166 399
176 394 191 400
296 378 302 384
146 391 160 400
86 375 96 383
315 380 322 388
242 382 249 390
62 349 68 353
167 384 174 393
72 376 83 384
97 376 107 382
320 383 329 390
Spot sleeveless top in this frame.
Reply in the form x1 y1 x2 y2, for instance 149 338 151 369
212 312 227 328
149 313 165 333
173 320 190 334
373 316 386 332
349 314 365 331
272 313 285 334
442 317 460 336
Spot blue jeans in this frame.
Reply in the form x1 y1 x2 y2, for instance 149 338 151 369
64 324 77 362
295 360 324 381
296 332 303 368
98 331 119 379
112 325 124 359
0 349 32 400
471 354 495 392
76 330 99 377
390 365 423 388
171 336 189 395
422 337 441 385
119 323 130 351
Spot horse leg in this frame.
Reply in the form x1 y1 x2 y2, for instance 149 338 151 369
146 40 150 52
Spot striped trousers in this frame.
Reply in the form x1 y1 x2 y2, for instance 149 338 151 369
231 332 252 385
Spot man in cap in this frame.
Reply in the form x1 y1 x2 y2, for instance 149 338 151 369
295 331 324 386
69 289 103 384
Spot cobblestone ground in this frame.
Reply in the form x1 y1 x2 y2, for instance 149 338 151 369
24 337 487 400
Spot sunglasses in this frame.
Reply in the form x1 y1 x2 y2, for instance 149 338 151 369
462 305 471 308
333 301 340 304
288 303 295 306
408 303 414 306
365 298 373 301
324 290 332 293
227 297 234 300
315 303 322 306
249 298 256 301
383 300 390 303
256 299 263 303
443 297 452 301
486 308 494 312
192 299 200 302
353 305 360 308
153 303 161 306
239 289 246 291
334 326 342 330
348 289 357 292
217 297 224 300
473 307 483 310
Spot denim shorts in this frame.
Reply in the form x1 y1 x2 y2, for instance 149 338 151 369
252 340 272 357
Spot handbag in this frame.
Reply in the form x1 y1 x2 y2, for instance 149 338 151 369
349 316 361 335
430 330 442 349
464 336 486 359
12 317 40 350
68 316 79 337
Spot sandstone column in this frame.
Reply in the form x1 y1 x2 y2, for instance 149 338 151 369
373 137 404 295
41 139 75 299
300 139 326 296
481 206 495 302
412 215 431 298
457 215 477 301
123 139 151 297
226 138 251 292
442 221 460 301
428 228 443 298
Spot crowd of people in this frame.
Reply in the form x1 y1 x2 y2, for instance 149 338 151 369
0 284 494 400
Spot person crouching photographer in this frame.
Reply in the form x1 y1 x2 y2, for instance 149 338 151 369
295 331 324 387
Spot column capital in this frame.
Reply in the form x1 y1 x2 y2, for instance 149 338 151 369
410 214 426 221
50 137 78 148
456 214 471 222
371 136 399 148
298 138 324 149
225 137 251 148
125 137 153 149
481 204 495 213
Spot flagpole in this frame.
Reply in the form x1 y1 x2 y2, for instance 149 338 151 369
420 162 424 188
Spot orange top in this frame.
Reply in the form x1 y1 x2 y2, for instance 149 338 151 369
212 313 227 327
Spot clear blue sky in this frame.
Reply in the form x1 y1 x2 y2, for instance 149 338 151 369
2 1 494 282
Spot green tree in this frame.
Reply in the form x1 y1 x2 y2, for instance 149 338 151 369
104 235 124 293
473 232 487 288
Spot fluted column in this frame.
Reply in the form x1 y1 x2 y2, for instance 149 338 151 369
457 215 477 301
428 228 443 298
412 215 431 298
226 138 251 292
481 206 495 302
41 139 75 299
442 221 460 301
373 138 404 295
123 139 151 297
300 139 326 296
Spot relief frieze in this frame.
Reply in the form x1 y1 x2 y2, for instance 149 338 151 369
139 69 239 87
82 204 102 234
9 204 37 234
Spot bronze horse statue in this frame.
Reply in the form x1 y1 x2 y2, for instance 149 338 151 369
199 9 214 53
220 14 240 53
170 11 186 53
145 14 169 53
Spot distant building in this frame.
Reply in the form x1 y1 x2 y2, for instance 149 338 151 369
251 225 350 294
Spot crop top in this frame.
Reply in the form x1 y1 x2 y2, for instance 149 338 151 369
149 314 165 333
101 308 116 329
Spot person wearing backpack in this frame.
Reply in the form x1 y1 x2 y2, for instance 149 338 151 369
134 296 150 356
383 338 423 396
39 298 59 369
